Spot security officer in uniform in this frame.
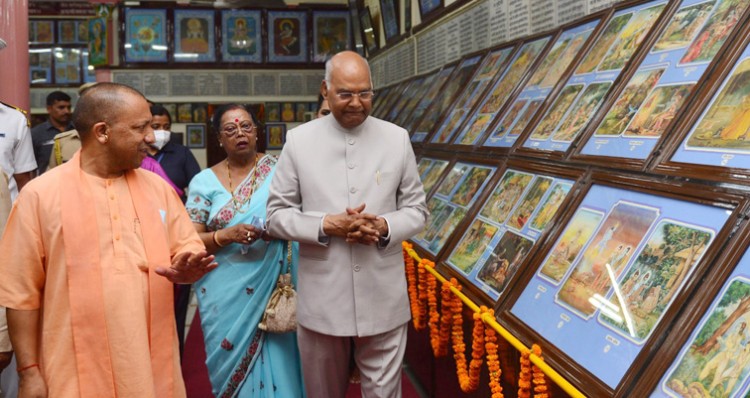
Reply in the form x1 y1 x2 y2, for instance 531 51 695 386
46 129 80 170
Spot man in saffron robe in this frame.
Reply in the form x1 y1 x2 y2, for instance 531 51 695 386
0 83 217 398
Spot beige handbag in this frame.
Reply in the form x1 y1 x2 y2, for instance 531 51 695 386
259 242 297 333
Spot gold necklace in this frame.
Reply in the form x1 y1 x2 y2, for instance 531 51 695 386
227 154 260 213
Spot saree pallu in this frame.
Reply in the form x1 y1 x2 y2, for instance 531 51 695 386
187 155 304 398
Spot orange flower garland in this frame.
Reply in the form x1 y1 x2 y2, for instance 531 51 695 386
415 259 430 331
433 278 452 357
427 266 444 356
484 308 504 398
404 245 423 330
518 348 532 398
531 344 548 398
448 279 484 393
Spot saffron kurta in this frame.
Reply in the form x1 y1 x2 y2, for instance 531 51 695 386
0 162 203 397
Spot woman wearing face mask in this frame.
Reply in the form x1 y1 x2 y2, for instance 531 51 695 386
149 104 201 203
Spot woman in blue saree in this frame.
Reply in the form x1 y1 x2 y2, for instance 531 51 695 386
186 104 304 397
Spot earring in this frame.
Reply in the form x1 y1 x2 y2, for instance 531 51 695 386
219 143 223 147
102 135 109 143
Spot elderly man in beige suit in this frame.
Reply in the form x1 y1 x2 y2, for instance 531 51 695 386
267 51 428 398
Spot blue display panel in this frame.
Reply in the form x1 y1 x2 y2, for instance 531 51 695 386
445 168 574 301
483 19 600 148
428 47 516 144
409 55 482 142
652 243 750 397
579 0 748 160
451 36 551 146
411 162 496 256
521 1 668 153
511 184 730 388
670 29 750 170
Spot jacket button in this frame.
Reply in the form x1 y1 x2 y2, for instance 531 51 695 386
353 264 361 272
348 139 355 145
350 187 357 193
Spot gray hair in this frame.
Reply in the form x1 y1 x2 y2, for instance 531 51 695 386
323 52 374 89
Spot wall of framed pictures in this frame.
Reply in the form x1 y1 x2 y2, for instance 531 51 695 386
372 0 750 396
28 18 97 87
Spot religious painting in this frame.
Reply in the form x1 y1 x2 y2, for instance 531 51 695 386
187 124 206 148
266 123 287 149
265 102 281 122
651 1 715 53
576 12 634 74
624 84 694 137
415 199 448 242
600 220 714 343
537 32 589 88
680 0 745 64
508 100 543 137
88 17 108 66
280 102 296 122
449 220 499 273
507 177 553 231
313 11 350 63
192 104 208 123
124 8 167 63
551 82 612 142
451 166 492 207
421 160 449 194
530 85 584 141
476 231 534 293
490 100 527 140
529 182 573 231
58 20 77 44
53 48 81 84
417 158 432 176
221 10 262 63
177 104 193 123
557 202 659 318
458 113 494 145
433 109 467 143
360 7 378 54
268 10 308 63
596 4 666 71
77 20 89 43
436 164 468 197
174 10 215 62
594 68 666 136
428 207 466 254
30 20 54 44
538 208 604 284
295 103 307 122
659 278 750 397
479 170 534 224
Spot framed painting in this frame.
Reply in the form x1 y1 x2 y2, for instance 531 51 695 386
187 124 206 148
77 20 89 43
482 16 602 150
418 0 443 21
58 20 78 44
177 104 193 123
573 0 750 171
88 17 108 66
124 8 167 63
380 0 399 41
265 102 281 122
268 10 308 63
29 20 54 44
416 155 452 197
441 160 582 304
53 48 81 84
516 0 670 159
640 223 750 397
430 45 517 145
401 65 457 132
29 49 52 84
174 9 215 63
266 123 287 149
359 7 379 56
502 172 742 396
451 35 552 146
221 10 262 63
312 10 350 63
654 20 750 183
411 161 496 258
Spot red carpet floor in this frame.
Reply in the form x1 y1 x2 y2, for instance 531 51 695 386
182 311 422 398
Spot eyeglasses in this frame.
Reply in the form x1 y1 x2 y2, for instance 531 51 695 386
222 121 256 137
335 90 375 101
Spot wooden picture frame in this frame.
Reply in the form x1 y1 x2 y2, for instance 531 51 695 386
312 10 351 63
124 8 168 63
174 9 216 63
418 0 443 22
265 123 287 149
498 171 745 397
88 17 108 66
570 0 750 172
29 20 54 44
439 160 585 306
265 102 281 122
186 124 206 148
512 0 675 162
267 10 308 64
416 153 453 198
380 0 400 42
359 6 379 55
221 10 262 63
652 18 750 184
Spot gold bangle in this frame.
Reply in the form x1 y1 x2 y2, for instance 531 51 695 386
212 231 225 248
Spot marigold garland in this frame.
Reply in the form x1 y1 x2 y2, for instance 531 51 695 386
447 279 483 393
484 308 504 398
415 259 429 330
404 246 423 330
518 348 532 398
531 344 548 398
427 266 445 356
433 278 452 357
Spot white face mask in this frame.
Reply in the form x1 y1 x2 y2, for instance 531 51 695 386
152 130 171 150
